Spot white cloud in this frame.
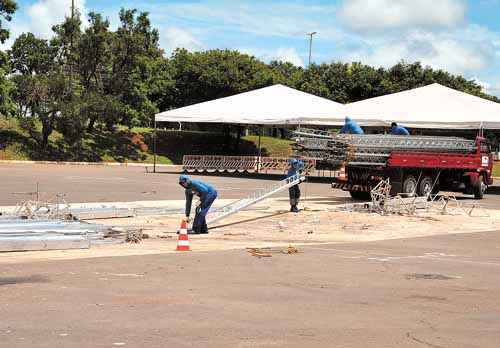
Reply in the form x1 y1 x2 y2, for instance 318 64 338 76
473 77 491 93
338 0 467 31
26 0 87 39
160 27 203 54
344 26 498 74
274 47 305 67
237 46 305 67
144 2 342 40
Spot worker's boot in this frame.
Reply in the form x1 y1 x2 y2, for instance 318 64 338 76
200 222 209 234
291 205 299 213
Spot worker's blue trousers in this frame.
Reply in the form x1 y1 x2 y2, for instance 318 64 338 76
193 191 217 234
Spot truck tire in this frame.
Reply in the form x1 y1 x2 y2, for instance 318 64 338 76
402 175 418 195
418 176 435 197
473 176 486 200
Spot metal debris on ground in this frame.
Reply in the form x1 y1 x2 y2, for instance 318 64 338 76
247 248 273 258
342 179 486 218
281 245 299 254
14 194 73 220
125 228 144 243
0 194 144 252
246 245 300 258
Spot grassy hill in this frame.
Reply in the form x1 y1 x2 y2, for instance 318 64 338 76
493 163 500 177
0 117 293 164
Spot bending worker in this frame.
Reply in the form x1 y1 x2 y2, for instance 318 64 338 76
179 175 217 234
340 116 364 134
287 158 305 213
390 122 410 135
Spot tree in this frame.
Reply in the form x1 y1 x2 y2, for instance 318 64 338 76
0 0 16 43
268 60 304 88
10 30 82 151
170 49 274 108
0 50 14 115
76 12 113 132
107 8 165 128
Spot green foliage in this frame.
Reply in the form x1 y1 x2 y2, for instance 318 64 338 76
242 135 293 157
0 115 172 163
0 0 16 43
1 4 499 164
169 49 275 107
493 163 500 178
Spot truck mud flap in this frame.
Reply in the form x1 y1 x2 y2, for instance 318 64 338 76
331 182 370 192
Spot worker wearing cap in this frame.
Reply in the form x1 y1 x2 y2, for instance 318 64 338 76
391 122 410 135
340 116 364 135
287 158 305 213
179 175 217 234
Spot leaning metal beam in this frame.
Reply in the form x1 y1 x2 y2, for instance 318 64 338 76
207 174 304 225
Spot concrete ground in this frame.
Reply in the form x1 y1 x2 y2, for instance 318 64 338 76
1 163 500 347
1 231 500 348
0 162 499 207
0 163 336 205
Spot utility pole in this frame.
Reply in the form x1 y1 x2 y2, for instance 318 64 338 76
307 32 317 67
71 0 75 18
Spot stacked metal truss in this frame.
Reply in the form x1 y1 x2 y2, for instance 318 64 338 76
293 128 477 168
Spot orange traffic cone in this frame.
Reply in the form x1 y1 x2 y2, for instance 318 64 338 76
176 220 190 251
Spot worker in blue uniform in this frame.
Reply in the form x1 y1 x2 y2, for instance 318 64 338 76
390 122 410 135
340 116 364 134
287 158 305 213
179 175 218 234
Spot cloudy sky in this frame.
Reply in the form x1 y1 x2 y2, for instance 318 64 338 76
4 0 500 95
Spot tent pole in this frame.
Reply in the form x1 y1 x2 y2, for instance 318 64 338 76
153 119 157 173
257 126 262 173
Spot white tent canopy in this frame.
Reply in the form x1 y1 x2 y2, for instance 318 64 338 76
155 84 346 125
346 83 500 129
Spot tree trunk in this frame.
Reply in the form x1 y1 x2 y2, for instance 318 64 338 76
41 122 51 150
223 125 231 152
279 128 286 139
234 126 242 152
87 115 97 133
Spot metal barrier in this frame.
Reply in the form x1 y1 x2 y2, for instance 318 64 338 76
182 155 316 174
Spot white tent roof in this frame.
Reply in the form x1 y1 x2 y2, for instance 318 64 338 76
346 83 500 129
155 84 346 125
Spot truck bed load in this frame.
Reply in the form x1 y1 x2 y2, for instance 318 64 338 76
294 128 493 199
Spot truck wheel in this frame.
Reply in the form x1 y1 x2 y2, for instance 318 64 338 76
473 177 486 199
402 175 418 195
418 176 435 197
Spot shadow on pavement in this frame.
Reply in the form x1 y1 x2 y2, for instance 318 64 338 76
0 275 49 286
209 211 287 231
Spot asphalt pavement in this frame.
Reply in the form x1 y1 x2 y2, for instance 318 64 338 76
1 231 500 347
1 163 499 208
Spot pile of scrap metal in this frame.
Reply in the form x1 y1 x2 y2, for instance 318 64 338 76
0 217 105 252
341 179 428 215
293 128 477 169
0 197 138 252
342 178 488 217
